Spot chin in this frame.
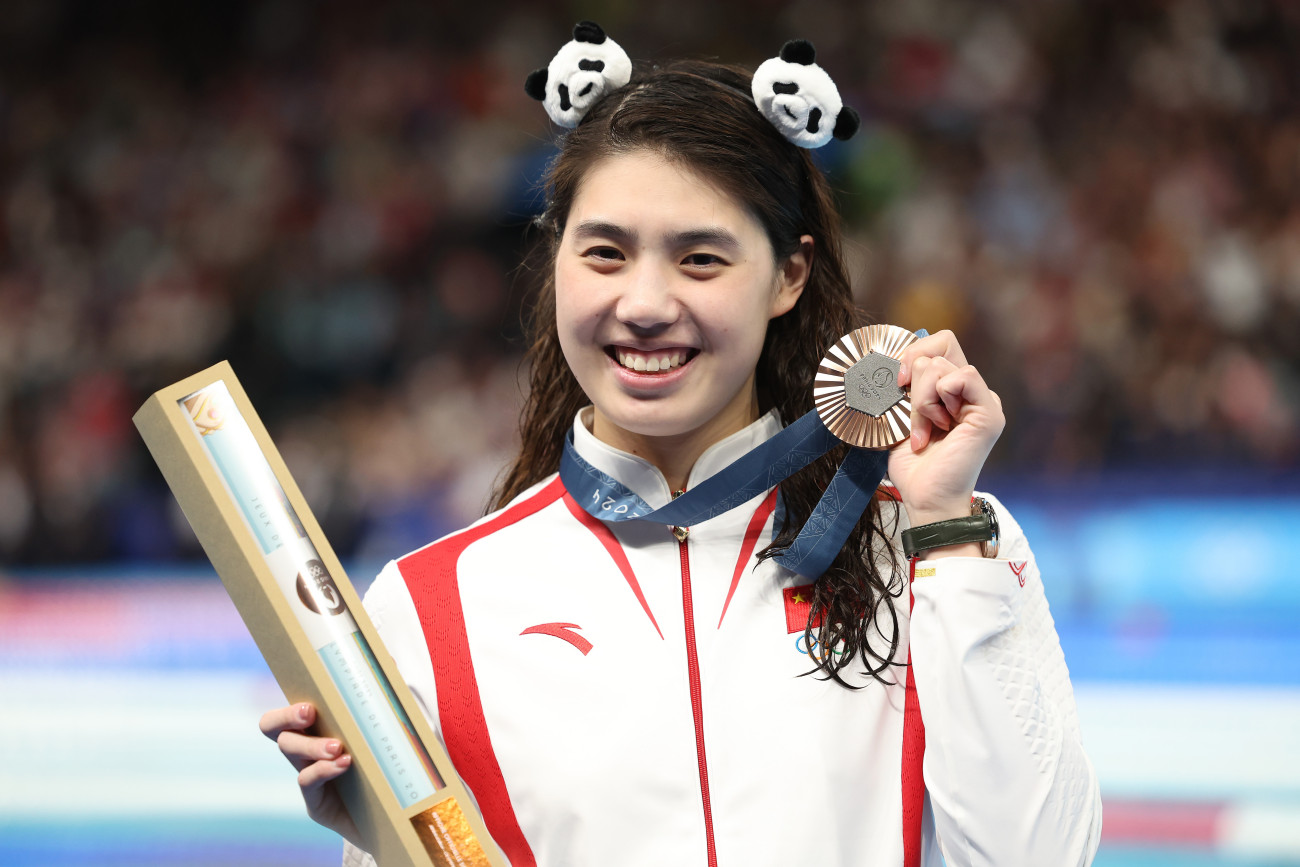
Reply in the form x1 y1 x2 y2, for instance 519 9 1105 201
601 403 709 440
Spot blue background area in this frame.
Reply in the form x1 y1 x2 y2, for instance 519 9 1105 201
994 474 1300 686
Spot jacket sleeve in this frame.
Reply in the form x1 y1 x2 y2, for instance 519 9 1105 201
908 492 1102 866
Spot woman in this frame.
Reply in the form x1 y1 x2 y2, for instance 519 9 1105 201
261 47 1101 867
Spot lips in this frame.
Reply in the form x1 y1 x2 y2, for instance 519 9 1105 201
608 346 698 374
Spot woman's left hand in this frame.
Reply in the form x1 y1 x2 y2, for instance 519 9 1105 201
887 330 1005 527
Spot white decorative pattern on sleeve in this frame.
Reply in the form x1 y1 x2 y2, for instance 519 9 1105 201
984 548 1097 832
342 841 376 867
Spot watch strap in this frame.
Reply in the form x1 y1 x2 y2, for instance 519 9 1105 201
901 513 994 559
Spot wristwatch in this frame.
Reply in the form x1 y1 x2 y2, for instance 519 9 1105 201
901 496 999 560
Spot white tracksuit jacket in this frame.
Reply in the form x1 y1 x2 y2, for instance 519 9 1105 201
346 411 1102 866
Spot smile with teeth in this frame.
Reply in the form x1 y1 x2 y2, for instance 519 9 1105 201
613 347 696 373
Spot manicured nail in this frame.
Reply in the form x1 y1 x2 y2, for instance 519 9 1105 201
323 740 341 759
297 703 311 722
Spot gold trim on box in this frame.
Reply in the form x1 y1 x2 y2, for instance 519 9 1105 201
412 797 495 867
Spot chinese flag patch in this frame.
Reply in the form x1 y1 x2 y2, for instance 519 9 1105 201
783 584 823 634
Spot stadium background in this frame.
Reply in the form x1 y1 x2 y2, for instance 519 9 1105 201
1 0 1297 864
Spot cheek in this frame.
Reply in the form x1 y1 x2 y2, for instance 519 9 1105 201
719 276 783 349
553 274 598 358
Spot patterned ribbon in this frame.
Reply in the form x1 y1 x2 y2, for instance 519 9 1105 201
559 408 888 579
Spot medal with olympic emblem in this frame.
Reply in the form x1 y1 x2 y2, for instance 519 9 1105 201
814 324 919 449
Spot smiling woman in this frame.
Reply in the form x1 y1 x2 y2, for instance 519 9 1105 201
555 151 808 488
259 32 1102 867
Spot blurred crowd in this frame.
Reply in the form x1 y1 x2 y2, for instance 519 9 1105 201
0 0 1296 565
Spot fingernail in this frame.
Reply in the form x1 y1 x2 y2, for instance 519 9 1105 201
297 703 311 722
323 740 341 759
899 361 909 382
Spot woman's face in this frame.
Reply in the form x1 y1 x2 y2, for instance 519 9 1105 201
555 149 808 454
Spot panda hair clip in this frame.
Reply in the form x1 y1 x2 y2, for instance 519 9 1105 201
525 26 859 150
752 40 859 148
524 21 632 129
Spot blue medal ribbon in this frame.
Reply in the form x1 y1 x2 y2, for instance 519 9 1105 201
559 328 927 579
559 408 889 579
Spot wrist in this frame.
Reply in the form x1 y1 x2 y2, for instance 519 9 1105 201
905 506 972 527
901 496 1000 560
902 494 977 529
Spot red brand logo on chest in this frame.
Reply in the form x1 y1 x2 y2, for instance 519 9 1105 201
520 622 593 655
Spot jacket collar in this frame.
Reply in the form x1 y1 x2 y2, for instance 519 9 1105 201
571 407 784 511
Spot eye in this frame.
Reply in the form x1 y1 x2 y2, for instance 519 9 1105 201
681 252 724 268
583 245 624 264
579 245 624 269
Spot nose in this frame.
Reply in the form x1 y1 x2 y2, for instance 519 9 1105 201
615 261 680 333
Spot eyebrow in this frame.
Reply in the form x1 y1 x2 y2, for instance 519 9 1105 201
570 220 743 252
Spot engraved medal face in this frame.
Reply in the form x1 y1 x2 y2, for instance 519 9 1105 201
843 352 903 416
814 324 919 449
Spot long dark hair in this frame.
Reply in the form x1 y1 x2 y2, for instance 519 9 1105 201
492 59 904 687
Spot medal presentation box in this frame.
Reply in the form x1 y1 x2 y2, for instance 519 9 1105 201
134 361 506 867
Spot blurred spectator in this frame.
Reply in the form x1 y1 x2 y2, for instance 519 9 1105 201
0 0 1295 565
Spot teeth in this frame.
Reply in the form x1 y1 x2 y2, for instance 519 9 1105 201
617 350 687 372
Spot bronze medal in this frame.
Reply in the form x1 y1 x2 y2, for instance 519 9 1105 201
813 324 919 449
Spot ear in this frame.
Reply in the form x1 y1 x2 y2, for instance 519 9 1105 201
779 39 816 65
772 235 813 318
574 21 606 44
524 68 548 100
832 106 860 141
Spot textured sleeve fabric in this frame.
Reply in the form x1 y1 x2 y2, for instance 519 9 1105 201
908 493 1102 866
341 841 376 867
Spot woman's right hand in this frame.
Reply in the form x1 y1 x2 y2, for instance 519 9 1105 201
259 702 362 845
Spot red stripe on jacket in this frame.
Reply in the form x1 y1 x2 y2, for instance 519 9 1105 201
562 493 665 639
901 558 927 867
400 477 567 867
716 487 779 629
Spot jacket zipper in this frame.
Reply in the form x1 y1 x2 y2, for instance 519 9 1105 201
678 532 719 866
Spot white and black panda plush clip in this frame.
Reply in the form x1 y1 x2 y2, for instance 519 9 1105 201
524 21 633 129
752 40 860 148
